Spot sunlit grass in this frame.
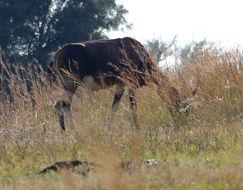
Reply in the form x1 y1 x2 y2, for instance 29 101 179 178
0 47 243 189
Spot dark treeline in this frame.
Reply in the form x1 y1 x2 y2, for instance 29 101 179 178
0 0 129 67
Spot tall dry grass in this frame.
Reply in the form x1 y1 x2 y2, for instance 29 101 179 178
0 46 242 189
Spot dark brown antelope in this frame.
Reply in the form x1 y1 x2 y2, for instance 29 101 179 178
48 37 190 137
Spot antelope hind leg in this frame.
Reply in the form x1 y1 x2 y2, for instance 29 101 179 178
67 108 80 140
54 100 80 139
54 100 67 132
108 87 124 130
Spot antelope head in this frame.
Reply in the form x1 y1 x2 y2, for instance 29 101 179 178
179 88 198 114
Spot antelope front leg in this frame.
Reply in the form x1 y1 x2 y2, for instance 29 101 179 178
108 87 124 130
128 89 140 129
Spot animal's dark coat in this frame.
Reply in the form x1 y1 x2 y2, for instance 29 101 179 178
49 37 163 91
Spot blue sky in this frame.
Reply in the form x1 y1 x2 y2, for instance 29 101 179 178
108 0 243 48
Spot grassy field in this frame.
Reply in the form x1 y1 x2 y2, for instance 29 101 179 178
0 48 243 189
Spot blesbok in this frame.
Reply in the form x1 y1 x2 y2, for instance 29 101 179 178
48 37 189 136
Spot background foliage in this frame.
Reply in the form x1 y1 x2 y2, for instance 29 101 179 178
0 0 128 66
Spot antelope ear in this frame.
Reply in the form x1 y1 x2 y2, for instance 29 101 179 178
192 88 197 97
